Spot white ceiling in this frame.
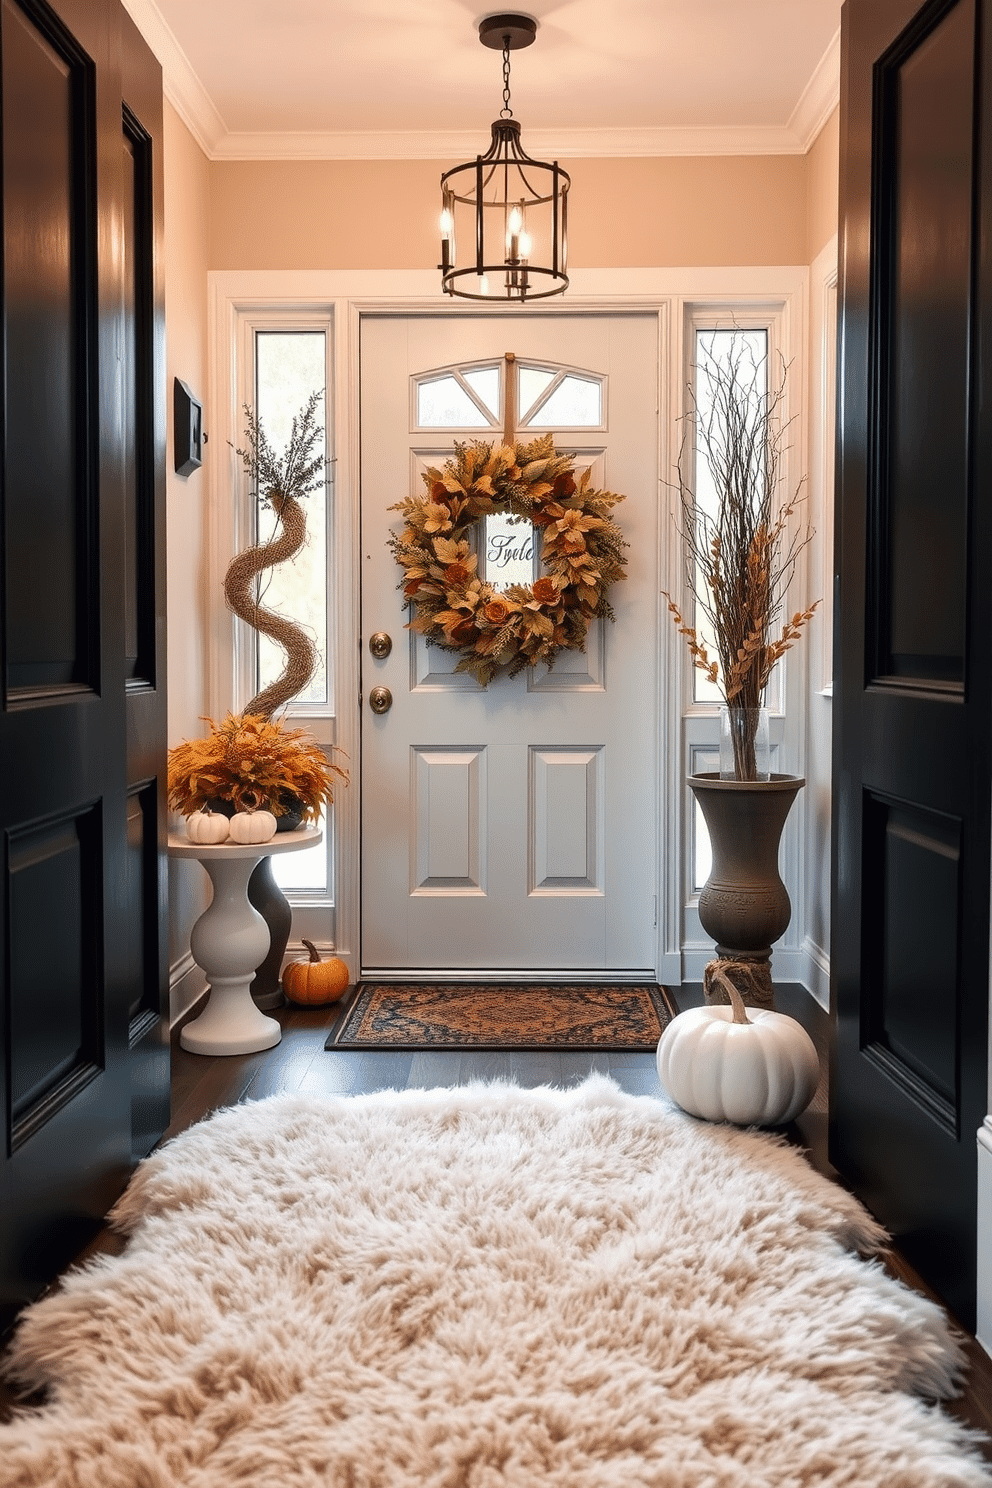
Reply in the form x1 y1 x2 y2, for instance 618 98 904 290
123 0 842 161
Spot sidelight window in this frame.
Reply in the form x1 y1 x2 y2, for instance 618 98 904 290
253 331 328 709
690 327 769 705
683 317 792 916
235 319 336 906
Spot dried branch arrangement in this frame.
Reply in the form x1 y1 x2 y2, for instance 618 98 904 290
664 333 819 778
226 390 325 720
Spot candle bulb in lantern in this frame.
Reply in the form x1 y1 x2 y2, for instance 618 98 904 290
439 206 454 270
506 204 523 262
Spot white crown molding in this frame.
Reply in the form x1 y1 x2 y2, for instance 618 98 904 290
789 27 841 149
125 0 842 164
121 0 227 155
207 122 822 164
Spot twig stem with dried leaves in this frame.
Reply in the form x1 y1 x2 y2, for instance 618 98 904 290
664 333 819 779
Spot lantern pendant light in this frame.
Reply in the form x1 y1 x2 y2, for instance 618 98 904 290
439 13 570 302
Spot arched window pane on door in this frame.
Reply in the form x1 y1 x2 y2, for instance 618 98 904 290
417 371 497 428
518 365 555 414
526 374 602 428
414 360 604 433
462 366 501 417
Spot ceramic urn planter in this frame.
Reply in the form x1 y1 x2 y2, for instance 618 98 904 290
689 772 805 1011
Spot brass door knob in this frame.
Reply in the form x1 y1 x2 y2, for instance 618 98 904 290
369 632 392 659
368 686 392 715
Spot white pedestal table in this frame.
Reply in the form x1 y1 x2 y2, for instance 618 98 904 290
169 827 322 1055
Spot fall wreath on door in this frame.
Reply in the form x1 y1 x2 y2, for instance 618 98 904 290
387 434 628 686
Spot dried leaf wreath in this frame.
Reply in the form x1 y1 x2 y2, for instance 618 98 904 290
388 434 628 686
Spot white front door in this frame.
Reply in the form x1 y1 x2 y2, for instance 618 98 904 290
360 313 660 977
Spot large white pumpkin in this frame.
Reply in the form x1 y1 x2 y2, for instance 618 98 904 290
657 973 819 1126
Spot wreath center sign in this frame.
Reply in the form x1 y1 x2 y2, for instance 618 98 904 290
388 433 628 686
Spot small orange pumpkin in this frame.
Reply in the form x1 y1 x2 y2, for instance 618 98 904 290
283 939 349 1006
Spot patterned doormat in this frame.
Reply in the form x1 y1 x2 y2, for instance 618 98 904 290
327 982 677 1051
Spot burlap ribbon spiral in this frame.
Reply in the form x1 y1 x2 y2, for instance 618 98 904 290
223 490 317 720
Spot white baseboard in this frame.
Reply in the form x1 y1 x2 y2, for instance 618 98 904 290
800 936 830 1011
658 951 683 987
169 953 207 1027
680 942 824 995
978 1120 992 1360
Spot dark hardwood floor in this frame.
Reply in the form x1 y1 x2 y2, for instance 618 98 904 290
2 983 990 1460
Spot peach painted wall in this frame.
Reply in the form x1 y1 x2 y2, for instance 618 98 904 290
807 107 840 259
208 153 809 271
163 99 211 1011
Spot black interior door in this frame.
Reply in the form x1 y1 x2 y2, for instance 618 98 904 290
0 0 168 1330
120 8 169 1164
832 0 992 1330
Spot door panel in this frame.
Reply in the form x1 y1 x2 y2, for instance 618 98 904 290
531 747 604 893
2 0 92 693
361 314 659 976
832 0 990 1328
882 0 970 683
8 811 101 1137
0 0 167 1327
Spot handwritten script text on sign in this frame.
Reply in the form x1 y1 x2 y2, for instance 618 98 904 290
484 513 536 590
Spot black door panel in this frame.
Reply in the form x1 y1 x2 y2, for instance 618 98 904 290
0 0 167 1329
832 0 990 1329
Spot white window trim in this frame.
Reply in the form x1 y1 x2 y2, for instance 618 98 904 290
225 308 336 719
810 237 839 699
674 297 811 978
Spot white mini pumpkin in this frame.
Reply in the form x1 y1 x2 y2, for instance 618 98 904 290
657 968 819 1126
228 808 278 844
185 809 230 844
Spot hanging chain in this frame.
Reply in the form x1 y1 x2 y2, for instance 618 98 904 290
500 39 513 118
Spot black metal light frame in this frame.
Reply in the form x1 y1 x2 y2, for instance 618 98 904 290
439 15 570 303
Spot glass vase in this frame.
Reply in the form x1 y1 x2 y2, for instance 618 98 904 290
719 706 770 782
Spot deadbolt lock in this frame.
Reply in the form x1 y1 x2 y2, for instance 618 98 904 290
368 685 392 715
369 632 392 659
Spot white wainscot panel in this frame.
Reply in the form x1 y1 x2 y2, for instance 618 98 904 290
411 746 487 895
411 629 482 691
530 746 604 894
527 619 605 692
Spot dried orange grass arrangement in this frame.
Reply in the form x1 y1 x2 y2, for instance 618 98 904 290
665 332 819 779
167 713 348 823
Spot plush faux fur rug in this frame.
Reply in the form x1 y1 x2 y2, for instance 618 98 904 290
1 1077 990 1487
